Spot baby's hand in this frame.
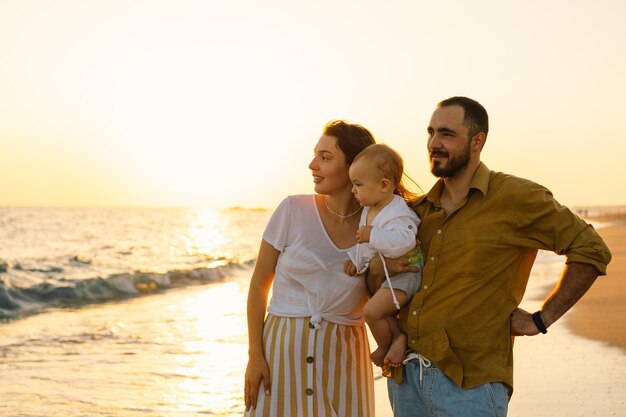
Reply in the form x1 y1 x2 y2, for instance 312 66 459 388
356 226 372 243
344 260 359 276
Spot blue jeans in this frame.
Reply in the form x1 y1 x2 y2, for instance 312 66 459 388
387 359 509 417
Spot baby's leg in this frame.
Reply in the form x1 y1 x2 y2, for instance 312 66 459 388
384 317 408 367
364 288 408 367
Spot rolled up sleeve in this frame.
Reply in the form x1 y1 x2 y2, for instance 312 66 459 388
512 181 612 275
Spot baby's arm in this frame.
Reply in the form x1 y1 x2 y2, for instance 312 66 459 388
356 226 372 243
369 215 418 258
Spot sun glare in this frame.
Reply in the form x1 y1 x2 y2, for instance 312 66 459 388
182 208 230 263
175 281 249 415
1 1 624 208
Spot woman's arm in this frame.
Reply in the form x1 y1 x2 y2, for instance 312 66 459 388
244 240 280 411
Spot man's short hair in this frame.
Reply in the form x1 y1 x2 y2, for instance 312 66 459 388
438 96 489 140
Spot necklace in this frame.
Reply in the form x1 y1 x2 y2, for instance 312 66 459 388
324 196 362 221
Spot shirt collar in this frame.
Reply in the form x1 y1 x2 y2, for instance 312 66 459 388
470 162 491 196
420 162 491 206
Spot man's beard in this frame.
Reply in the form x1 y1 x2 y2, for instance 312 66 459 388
430 142 471 178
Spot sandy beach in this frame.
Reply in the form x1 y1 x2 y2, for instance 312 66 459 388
374 219 626 417
568 222 626 349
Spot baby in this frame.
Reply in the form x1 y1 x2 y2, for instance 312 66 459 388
345 143 423 368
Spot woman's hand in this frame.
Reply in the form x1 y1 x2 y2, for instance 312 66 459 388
344 260 359 276
244 352 271 411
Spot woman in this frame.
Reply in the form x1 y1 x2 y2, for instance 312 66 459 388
244 120 376 417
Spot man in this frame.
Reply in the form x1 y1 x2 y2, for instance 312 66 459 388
370 97 612 416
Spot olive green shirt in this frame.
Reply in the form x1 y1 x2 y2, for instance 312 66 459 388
399 163 611 390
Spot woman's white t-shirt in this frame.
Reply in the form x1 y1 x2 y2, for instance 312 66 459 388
263 195 369 328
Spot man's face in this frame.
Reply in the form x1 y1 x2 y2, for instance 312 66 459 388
427 105 472 179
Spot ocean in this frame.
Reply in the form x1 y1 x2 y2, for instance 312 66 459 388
0 207 272 320
0 207 271 417
1 206 624 417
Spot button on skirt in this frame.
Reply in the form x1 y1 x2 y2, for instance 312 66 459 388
246 315 375 417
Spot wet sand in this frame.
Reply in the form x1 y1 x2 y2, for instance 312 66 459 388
507 218 626 417
567 223 626 350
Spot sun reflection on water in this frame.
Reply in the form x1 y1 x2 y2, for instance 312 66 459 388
164 281 248 416
181 208 231 264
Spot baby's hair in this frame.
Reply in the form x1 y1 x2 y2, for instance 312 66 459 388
353 143 420 203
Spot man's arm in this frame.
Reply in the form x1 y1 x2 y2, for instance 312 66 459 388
510 262 599 336
365 255 388 296
366 253 419 296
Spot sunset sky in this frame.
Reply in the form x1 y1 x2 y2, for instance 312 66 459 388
1 0 625 209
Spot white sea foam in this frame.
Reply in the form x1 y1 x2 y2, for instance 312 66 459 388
0 207 271 319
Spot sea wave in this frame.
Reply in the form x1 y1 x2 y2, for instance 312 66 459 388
0 260 253 320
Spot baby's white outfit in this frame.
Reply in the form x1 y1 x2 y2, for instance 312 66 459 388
347 195 422 309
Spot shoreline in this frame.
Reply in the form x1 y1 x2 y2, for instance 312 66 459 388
566 221 626 350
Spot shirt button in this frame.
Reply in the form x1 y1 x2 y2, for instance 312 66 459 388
411 340 416 344
306 356 314 363
412 310 417 316
423 285 429 290
430 256 435 261
306 388 313 396
437 229 442 234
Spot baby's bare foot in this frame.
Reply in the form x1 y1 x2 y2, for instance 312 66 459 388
370 347 388 367
384 333 408 367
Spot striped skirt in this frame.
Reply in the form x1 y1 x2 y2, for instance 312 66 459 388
246 314 375 417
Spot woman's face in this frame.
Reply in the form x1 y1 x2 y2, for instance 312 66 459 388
308 135 352 195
